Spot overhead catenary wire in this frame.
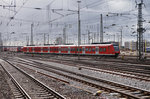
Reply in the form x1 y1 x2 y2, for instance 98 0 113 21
7 0 30 26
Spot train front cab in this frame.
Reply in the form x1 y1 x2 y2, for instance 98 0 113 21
113 45 120 57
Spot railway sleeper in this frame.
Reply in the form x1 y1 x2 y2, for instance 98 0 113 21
13 59 150 99
140 96 150 99
15 95 24 98
36 94 54 97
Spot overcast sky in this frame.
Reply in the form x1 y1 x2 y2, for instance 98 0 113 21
0 0 150 46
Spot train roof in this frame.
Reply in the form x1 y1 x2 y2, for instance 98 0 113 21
24 44 113 47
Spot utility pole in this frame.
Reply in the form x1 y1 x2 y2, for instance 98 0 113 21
47 4 52 45
117 33 119 43
0 33 3 46
100 14 103 43
120 27 123 47
82 34 86 44
63 26 66 45
31 23 34 46
97 24 99 42
113 34 115 42
137 0 145 60
88 30 90 44
47 34 49 44
44 33 46 45
94 33 96 43
77 0 81 60
0 33 3 52
26 36 29 46
77 0 81 45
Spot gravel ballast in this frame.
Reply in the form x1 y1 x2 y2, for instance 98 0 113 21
0 62 15 99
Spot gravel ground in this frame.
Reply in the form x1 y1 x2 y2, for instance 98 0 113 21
0 59 110 99
11 58 124 99
22 57 150 91
0 63 15 99
14 62 108 99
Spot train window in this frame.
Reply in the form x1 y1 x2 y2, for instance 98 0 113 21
82 48 85 51
103 48 106 52
92 48 95 52
65 48 67 51
43 48 48 51
114 46 119 51
86 48 88 52
58 48 61 51
99 48 103 52
96 48 98 52
80 48 82 51
89 48 91 52
77 48 79 51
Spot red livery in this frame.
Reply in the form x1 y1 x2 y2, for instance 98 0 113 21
23 44 120 57
3 46 23 52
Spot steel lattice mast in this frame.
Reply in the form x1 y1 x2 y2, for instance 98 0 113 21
137 0 145 60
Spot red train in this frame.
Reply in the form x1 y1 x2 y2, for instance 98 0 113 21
3 46 23 52
23 44 120 57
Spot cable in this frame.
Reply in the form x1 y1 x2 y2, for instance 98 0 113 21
7 0 30 25
1 0 10 5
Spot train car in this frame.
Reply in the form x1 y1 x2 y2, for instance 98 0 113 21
23 44 120 57
3 46 23 52
3 47 8 51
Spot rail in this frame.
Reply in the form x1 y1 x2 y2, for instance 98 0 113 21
3 59 66 99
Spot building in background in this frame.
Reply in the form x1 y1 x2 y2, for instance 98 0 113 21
124 40 150 51
124 42 130 50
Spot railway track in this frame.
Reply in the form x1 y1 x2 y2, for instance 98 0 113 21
1 59 65 99
24 55 150 75
22 53 150 65
10 58 150 99
20 56 150 82
0 64 31 99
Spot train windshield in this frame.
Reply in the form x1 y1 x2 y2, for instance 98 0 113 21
114 46 119 51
